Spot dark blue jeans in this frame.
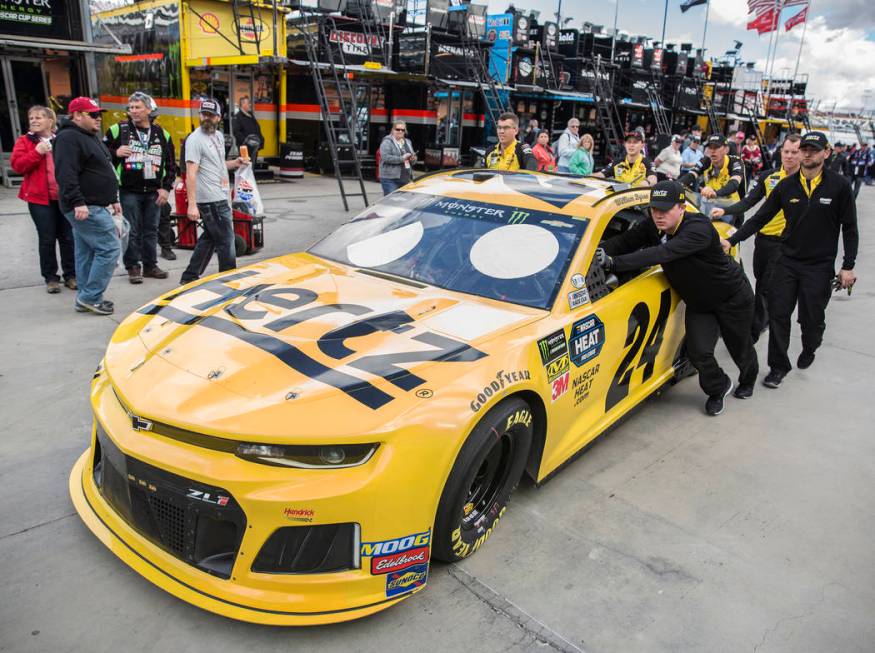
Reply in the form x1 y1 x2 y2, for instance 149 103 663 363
64 206 121 305
381 178 403 195
28 200 75 283
120 190 160 269
180 201 236 284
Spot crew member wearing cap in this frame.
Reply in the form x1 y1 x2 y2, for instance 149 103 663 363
179 99 249 285
104 91 176 284
593 131 658 185
678 135 745 210
711 134 802 341
53 97 122 315
722 131 858 388
485 112 537 171
596 180 758 416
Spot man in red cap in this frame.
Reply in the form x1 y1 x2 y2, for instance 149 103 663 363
53 97 122 315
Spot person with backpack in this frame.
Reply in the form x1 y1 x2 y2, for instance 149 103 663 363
104 91 176 283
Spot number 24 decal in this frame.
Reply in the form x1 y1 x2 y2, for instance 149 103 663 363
605 289 672 413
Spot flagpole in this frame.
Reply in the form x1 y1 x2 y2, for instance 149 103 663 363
765 0 784 100
660 0 669 44
701 0 711 51
610 0 620 63
788 0 811 130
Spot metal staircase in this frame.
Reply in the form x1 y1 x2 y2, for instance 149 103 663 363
646 77 671 136
294 12 369 210
462 11 508 130
590 55 625 161
700 81 721 136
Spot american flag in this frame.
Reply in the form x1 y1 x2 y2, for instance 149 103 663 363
748 0 808 15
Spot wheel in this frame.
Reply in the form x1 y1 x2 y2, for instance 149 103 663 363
234 234 247 257
432 397 533 562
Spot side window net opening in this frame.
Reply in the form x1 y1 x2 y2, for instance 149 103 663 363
585 207 651 301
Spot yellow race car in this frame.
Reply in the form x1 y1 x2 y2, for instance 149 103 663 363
70 169 734 625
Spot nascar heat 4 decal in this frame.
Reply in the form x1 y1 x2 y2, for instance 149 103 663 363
569 314 605 367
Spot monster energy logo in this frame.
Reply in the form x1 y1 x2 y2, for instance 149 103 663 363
538 339 550 360
508 210 530 224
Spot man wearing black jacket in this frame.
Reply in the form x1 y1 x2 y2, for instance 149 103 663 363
710 134 802 340
53 97 121 316
723 132 858 388
232 96 263 161
598 180 758 416
105 92 176 283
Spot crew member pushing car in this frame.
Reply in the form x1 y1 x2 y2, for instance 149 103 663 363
722 132 858 389
596 180 758 416
710 134 802 341
485 112 537 171
593 131 657 185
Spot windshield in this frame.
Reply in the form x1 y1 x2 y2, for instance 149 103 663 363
309 191 589 310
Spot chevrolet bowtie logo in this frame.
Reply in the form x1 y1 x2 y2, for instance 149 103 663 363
131 414 153 431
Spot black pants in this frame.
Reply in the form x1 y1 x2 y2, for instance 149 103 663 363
120 190 160 270
852 176 863 199
28 200 75 283
158 202 175 249
180 201 236 284
767 256 833 373
751 233 782 337
685 282 759 397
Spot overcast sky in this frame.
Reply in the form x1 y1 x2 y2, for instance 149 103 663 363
497 0 875 111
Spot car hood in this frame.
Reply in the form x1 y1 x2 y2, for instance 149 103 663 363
104 253 543 440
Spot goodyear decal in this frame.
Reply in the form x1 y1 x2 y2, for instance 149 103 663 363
385 563 428 598
469 369 531 412
361 530 431 558
570 314 605 367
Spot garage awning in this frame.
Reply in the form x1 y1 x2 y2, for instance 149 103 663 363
0 35 131 55
545 89 595 103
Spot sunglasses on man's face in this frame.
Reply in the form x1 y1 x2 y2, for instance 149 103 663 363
88 112 102 119
394 128 406 132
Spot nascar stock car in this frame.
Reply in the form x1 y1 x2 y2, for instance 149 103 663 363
70 169 736 625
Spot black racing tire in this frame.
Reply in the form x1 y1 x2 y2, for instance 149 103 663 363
432 397 533 562
234 234 247 257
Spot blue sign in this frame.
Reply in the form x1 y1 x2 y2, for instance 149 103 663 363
570 314 605 367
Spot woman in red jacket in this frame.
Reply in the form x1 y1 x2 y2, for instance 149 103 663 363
532 131 557 172
11 105 75 293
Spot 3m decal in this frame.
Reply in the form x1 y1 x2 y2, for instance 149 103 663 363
139 277 486 410
361 530 431 557
385 563 428 598
605 288 672 412
551 371 571 401
570 314 605 367
282 507 315 523
469 370 532 412
572 363 600 407
371 546 429 575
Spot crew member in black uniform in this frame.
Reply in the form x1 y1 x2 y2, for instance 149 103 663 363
597 180 758 416
710 134 802 340
678 135 745 219
593 131 658 185
723 132 858 388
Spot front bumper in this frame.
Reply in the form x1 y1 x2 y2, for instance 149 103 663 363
68 379 436 625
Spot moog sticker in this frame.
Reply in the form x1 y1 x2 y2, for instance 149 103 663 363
361 530 431 558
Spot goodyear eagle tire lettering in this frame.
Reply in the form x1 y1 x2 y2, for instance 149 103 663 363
432 397 533 562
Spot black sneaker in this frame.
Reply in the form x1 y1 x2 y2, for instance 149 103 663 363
797 350 815 369
763 369 786 389
75 299 114 315
705 379 733 416
160 247 177 261
128 264 143 284
733 383 754 399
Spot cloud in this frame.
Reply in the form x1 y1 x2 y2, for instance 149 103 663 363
757 16 875 110
819 0 875 32
709 0 750 28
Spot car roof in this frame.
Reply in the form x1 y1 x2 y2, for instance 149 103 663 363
402 170 648 220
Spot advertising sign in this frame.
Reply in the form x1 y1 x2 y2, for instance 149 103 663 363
0 0 81 40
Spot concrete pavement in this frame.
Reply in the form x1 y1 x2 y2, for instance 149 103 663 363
1 176 872 653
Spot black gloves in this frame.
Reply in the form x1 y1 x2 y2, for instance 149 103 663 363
594 247 613 272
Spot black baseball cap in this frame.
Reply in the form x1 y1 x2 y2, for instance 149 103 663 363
199 98 221 117
624 131 644 142
649 180 686 211
800 131 828 151
705 135 727 148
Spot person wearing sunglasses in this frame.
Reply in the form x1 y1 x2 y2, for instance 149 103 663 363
379 121 417 195
53 97 122 315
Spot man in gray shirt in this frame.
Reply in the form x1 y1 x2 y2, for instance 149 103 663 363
180 98 248 284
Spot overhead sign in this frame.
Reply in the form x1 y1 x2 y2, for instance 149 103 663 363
185 0 285 62
0 0 81 40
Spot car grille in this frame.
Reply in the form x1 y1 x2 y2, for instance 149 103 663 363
93 423 246 579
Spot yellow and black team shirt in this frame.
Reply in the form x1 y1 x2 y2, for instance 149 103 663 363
598 154 656 184
724 167 790 236
692 154 744 202
485 139 538 171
